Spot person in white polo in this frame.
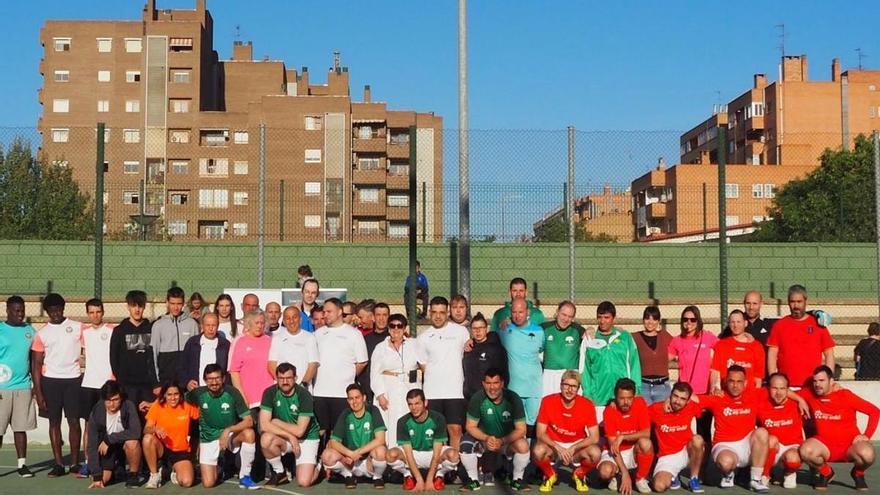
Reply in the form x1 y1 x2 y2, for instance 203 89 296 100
268 306 318 387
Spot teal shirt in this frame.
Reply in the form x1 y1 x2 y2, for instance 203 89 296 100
0 322 35 390
497 322 544 398
580 328 641 406
491 301 544 332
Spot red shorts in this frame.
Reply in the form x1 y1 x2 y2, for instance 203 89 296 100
814 436 852 463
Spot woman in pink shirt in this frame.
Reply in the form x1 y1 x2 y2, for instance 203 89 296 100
229 310 273 408
668 305 717 444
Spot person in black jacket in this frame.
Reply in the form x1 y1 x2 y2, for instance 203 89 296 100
180 313 231 391
87 380 142 489
462 313 508 400
109 290 159 416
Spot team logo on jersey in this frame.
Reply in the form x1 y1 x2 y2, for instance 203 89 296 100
0 364 12 384
276 400 282 407
763 418 793 428
486 409 493 415
548 335 554 342
25 332 32 339
364 422 371 430
479 352 487 360
409 429 415 436
501 411 512 421
202 402 209 409
349 424 355 430
290 404 298 412
565 336 575 344
65 326 74 333
813 410 842 421
246 346 253 352
659 424 688 433
101 333 109 341
722 407 751 416
221 403 230 412
425 428 434 438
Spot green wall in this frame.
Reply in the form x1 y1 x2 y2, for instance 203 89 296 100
0 241 876 303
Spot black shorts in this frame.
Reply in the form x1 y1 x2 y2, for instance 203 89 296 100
313 397 349 432
98 445 125 472
428 398 467 426
80 387 101 420
164 449 192 466
41 376 81 422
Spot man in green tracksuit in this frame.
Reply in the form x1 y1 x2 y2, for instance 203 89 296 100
491 277 544 332
578 301 641 410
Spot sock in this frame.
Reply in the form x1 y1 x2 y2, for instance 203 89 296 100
512 452 529 481
536 458 555 479
574 459 595 479
17 458 26 468
267 456 284 473
751 466 763 481
461 453 480 481
763 447 777 477
371 459 387 480
439 459 459 476
635 452 654 480
238 442 256 478
818 464 832 477
328 461 353 477
783 459 801 473
853 468 865 477
390 459 408 475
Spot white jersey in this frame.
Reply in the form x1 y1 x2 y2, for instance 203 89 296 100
268 328 319 384
313 324 368 398
417 322 470 399
32 318 82 379
81 322 116 389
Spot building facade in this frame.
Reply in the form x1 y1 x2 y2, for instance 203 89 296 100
38 0 443 242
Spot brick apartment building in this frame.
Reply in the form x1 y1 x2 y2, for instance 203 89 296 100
38 0 443 242
533 185 633 242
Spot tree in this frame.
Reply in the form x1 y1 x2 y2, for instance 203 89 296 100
750 135 876 242
533 215 617 242
0 138 94 240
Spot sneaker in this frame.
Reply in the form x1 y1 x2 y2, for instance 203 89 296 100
749 477 770 493
573 475 589 493
509 479 529 492
459 480 481 491
403 476 417 491
720 472 735 489
239 475 260 490
73 463 88 478
814 467 835 491
17 465 34 478
687 477 703 493
47 464 66 478
782 472 797 489
170 471 179 485
851 468 868 491
145 472 162 489
125 472 140 488
635 478 651 494
344 476 357 489
670 476 681 490
608 476 619 492
539 473 557 493
373 477 386 490
434 476 446 490
483 472 495 486
267 471 289 486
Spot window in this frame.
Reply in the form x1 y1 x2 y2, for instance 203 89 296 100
124 38 142 53
751 184 764 199
305 149 322 163
123 161 139 174
358 221 381 234
358 158 381 170
357 126 373 139
51 128 69 143
123 129 140 143
96 127 110 143
52 99 69 113
203 224 225 239
125 71 141 82
233 131 249 144
169 191 189 205
167 220 187 235
170 160 189 174
97 38 112 53
725 183 739 199
198 189 228 208
387 194 409 207
125 100 140 113
304 116 323 130
304 215 321 228
390 132 410 145
97 100 109 113
233 161 248 175
171 70 190 83
871 107 879 119
304 182 321 196
97 70 111 82
169 129 190 143
764 184 776 199
169 99 190 113
388 163 409 176
201 130 229 146
102 192 108 205
54 70 69 82
233 191 249 205
388 222 408 238
199 158 229 177
53 38 71 52
233 223 248 236
359 188 379 203
123 191 140 204
725 215 740 225
169 38 193 51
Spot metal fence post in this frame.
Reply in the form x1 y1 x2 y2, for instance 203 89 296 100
421 181 427 243
258 124 266 288
873 131 880 317
458 0 471 300
94 122 105 298
717 124 729 328
279 179 285 242
567 126 575 302
407 126 419 328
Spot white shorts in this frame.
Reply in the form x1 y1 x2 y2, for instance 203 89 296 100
200 440 222 466
599 448 636 471
654 447 689 477
412 446 452 469
711 434 752 468
352 458 374 478
281 439 320 466
542 370 566 397
774 443 801 464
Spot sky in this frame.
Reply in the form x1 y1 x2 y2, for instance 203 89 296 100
0 0 877 238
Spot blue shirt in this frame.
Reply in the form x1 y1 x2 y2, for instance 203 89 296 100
0 322 35 390
404 273 429 291
497 321 544 398
299 310 315 332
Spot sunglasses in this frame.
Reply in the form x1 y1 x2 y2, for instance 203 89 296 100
682 317 698 323
389 323 406 329
341 312 352 317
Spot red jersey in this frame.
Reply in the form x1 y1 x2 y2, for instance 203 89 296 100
536 393 598 443
756 393 804 446
699 389 758 443
603 396 650 451
711 338 766 388
798 388 880 444
767 315 834 387
649 401 702 456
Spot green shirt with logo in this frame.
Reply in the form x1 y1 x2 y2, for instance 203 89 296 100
466 389 526 438
397 410 448 451
331 405 386 450
259 384 320 441
540 321 583 370
186 385 249 442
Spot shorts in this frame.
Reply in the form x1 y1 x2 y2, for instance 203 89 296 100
521 397 540 426
98 445 126 472
352 458 375 478
542 369 566 398
314 397 349 432
80 387 101 420
599 447 636 471
773 443 801 464
41 376 81 422
814 436 852 463
199 440 223 466
654 447 689 477
281 438 320 465
711 433 752 468
122 384 156 409
428 398 467 426
460 433 510 455
411 446 452 469
164 449 192 466
0 388 37 433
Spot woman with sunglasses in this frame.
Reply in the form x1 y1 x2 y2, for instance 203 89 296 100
142 382 200 488
632 306 675 404
369 313 422 446
669 305 718 444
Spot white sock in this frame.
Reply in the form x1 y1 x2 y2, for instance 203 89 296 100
390 459 408 475
328 461 352 477
439 459 459 476
461 453 480 481
18 458 26 468
238 442 256 478
267 456 284 473
372 459 387 479
512 452 529 480
750 466 763 481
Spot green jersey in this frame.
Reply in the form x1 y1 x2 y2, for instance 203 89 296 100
186 386 249 442
397 410 448 452
466 389 526 438
540 321 583 370
259 384 320 441
331 405 386 450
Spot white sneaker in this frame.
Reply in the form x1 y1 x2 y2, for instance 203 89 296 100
750 477 770 493
608 477 618 492
782 472 797 489
171 471 179 485
635 478 651 493
720 472 735 489
145 472 162 489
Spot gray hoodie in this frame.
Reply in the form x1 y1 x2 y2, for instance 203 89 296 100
151 312 199 385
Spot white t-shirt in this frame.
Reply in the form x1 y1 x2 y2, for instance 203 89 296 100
106 410 123 434
31 318 82 379
81 322 116 389
313 324 368 398
268 328 319 385
417 322 470 399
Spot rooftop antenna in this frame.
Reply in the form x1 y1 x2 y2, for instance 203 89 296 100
856 48 867 70
234 24 241 41
333 50 341 72
775 23 786 58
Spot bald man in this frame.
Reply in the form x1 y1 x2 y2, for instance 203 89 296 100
266 302 282 333
496 298 545 428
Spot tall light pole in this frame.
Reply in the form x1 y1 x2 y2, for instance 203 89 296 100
458 0 471 299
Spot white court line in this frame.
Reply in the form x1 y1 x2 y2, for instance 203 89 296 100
224 478 306 495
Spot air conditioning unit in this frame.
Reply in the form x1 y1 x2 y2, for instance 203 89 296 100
170 135 181 143
647 227 662 235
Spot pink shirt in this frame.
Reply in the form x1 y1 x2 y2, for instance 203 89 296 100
669 331 718 394
229 333 273 407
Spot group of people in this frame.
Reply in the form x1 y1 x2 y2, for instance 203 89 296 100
0 276 877 493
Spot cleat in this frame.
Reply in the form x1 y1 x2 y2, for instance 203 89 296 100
145 472 162 489
687 477 703 493
749 477 770 493
47 464 66 478
573 475 589 493
720 472 735 489
17 465 35 478
635 478 651 493
851 469 868 491
814 467 835 491
539 473 557 493
403 476 417 490
509 479 529 492
433 476 446 490
460 480 481 491
344 476 357 489
373 477 385 490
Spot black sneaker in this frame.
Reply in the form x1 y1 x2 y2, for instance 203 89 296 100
47 464 66 478
268 471 290 486
459 480 481 491
852 469 868 491
373 477 386 490
510 479 529 492
125 472 140 488
70 463 85 477
815 467 835 491
17 465 34 478
344 476 357 489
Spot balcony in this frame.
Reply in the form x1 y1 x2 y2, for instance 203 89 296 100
386 173 409 190
353 137 386 153
387 142 410 159
352 201 385 217
746 115 764 131
646 202 667 219
386 206 410 221
353 168 386 185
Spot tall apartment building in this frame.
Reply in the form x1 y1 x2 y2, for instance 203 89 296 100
533 185 634 242
38 0 443 242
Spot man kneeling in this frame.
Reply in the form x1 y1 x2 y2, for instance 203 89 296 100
86 380 142 489
598 379 654 494
321 383 388 489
